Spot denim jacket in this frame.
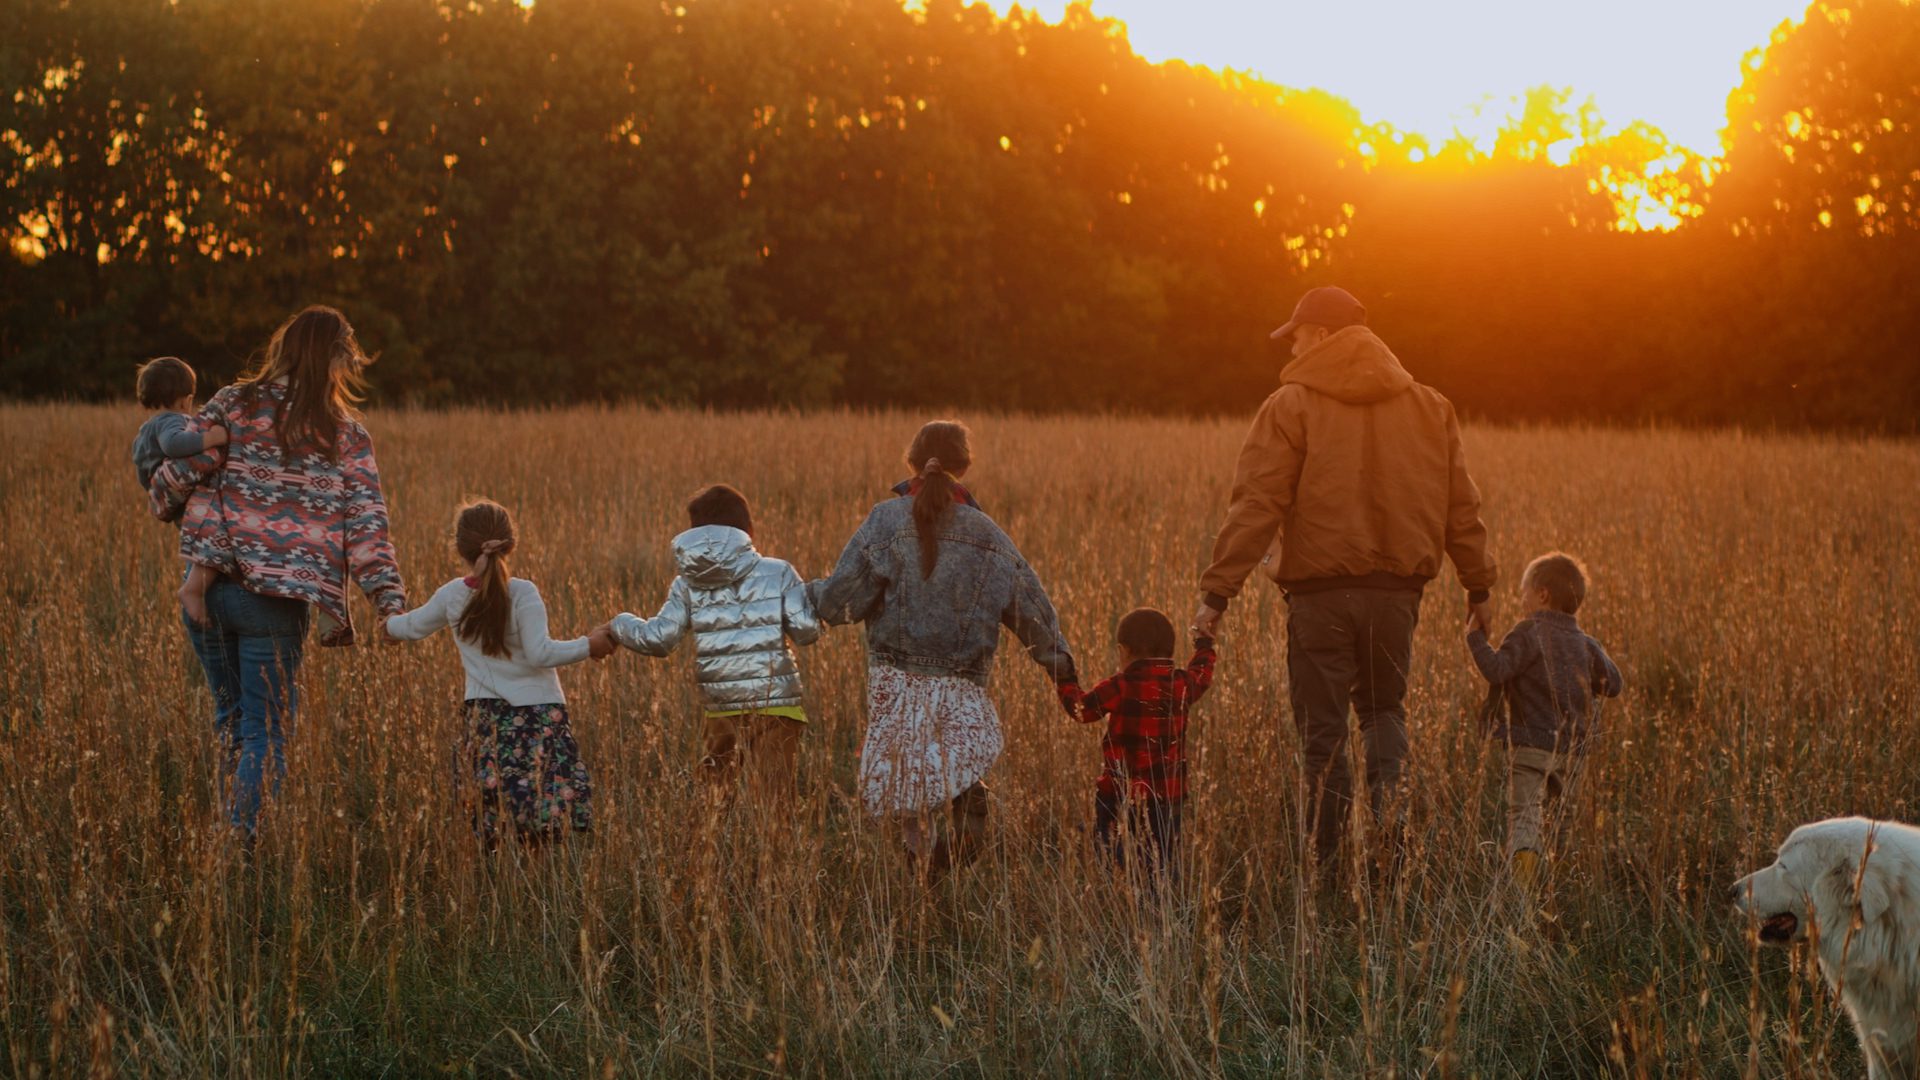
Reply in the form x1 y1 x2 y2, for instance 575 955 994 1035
808 496 1075 686
1470 609 1623 753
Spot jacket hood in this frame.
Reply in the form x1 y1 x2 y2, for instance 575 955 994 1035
672 526 759 588
1278 325 1414 405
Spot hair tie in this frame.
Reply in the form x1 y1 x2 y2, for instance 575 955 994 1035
472 537 513 578
921 458 943 478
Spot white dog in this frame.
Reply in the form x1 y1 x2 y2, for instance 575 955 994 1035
1731 817 1920 1079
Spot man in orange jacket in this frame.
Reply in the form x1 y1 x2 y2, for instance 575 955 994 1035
1192 286 1497 875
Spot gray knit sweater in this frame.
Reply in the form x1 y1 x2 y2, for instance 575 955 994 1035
1469 609 1622 753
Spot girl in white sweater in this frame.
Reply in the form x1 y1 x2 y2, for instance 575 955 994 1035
384 499 612 845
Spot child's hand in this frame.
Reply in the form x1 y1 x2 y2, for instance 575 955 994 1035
203 424 229 449
1056 681 1083 720
1464 610 1486 637
587 626 617 660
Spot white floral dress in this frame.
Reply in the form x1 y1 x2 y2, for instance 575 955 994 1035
858 662 1003 816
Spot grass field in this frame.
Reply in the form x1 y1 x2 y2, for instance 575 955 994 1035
2 403 1917 1077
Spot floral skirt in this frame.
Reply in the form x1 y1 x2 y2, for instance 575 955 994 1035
459 698 592 842
858 663 1002 817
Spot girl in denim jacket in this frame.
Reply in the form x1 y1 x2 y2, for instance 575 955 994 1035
808 421 1078 878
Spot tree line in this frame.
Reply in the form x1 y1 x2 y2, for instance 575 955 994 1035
3 0 1916 428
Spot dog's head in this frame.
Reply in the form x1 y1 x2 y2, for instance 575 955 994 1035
1730 817 1898 946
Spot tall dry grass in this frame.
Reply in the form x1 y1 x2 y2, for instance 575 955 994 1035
2 403 1917 1077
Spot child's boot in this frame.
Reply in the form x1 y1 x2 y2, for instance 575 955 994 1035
1511 848 1543 891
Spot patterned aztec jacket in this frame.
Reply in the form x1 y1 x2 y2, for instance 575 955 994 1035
1062 640 1217 803
1469 609 1623 753
148 382 407 646
608 525 822 714
807 482 1076 687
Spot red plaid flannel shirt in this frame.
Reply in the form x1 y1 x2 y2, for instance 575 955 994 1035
1064 640 1216 803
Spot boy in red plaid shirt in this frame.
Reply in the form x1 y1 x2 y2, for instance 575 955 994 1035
1059 608 1217 875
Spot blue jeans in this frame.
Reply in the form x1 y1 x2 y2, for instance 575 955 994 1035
183 577 309 832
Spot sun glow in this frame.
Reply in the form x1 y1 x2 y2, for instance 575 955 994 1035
1000 0 1814 231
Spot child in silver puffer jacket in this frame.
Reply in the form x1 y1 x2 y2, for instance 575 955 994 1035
597 484 822 805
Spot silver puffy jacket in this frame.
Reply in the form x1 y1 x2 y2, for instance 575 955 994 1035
609 526 821 712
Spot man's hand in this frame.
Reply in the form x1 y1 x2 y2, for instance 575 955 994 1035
1056 681 1083 721
1466 597 1494 636
1191 600 1224 640
588 625 617 660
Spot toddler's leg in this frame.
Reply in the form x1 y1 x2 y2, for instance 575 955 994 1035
1147 799 1182 880
1505 746 1553 859
1540 753 1585 855
178 562 216 626
1093 789 1124 867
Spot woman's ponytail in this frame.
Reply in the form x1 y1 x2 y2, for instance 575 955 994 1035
454 500 517 659
906 421 973 579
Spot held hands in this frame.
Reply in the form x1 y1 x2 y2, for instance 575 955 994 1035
1056 680 1084 721
1465 597 1494 637
1190 599 1224 640
587 623 618 660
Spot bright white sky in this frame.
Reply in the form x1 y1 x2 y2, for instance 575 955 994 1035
1008 0 1812 154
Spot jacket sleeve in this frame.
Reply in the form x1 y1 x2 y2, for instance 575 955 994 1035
1590 639 1624 698
1441 403 1497 595
807 510 888 626
1001 553 1076 684
155 413 207 459
1468 623 1537 685
779 562 824 647
609 577 692 657
340 425 408 616
149 393 233 524
1075 676 1123 724
515 584 592 668
382 583 453 642
1198 390 1306 604
1184 639 1219 704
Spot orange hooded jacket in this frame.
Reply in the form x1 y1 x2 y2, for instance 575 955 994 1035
1199 325 1497 605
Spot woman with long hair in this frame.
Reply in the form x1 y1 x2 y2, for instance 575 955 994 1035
808 421 1078 877
150 305 408 835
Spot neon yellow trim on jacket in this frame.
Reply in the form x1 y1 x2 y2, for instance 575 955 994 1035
704 705 809 724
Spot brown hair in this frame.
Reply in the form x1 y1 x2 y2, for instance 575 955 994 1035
687 484 753 533
136 356 196 409
454 499 517 659
905 420 973 578
1116 607 1176 658
237 305 370 462
1522 551 1589 614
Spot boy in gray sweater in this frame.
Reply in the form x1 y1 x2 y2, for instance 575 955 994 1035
132 357 227 625
1466 551 1622 888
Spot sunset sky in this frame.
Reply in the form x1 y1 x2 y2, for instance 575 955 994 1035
1008 0 1811 154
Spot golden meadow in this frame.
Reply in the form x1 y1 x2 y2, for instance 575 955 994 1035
2 403 1917 1077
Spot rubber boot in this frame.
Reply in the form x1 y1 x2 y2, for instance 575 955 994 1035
1511 848 1543 892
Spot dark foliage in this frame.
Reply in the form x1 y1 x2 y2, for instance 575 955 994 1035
3 0 1915 427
